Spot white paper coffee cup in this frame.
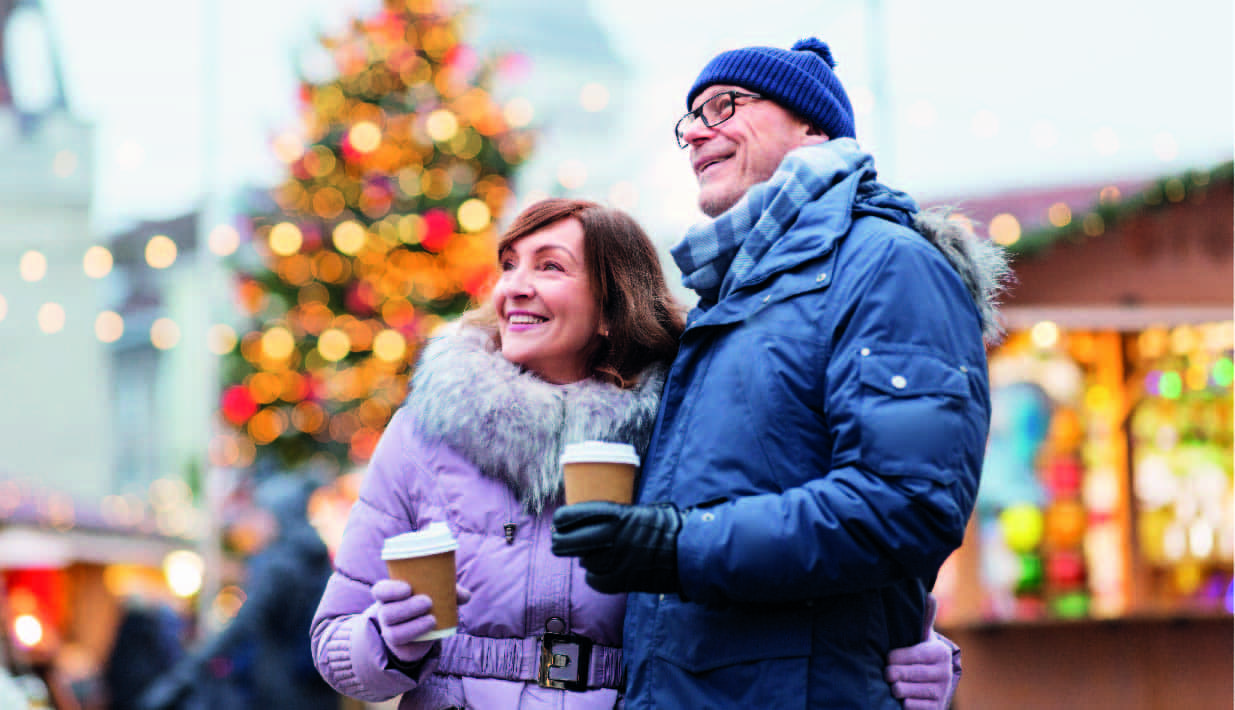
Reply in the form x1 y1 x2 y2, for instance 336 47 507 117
560 441 640 505
381 522 459 641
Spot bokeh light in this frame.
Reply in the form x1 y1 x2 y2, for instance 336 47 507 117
164 550 205 598
1047 202 1072 228
37 302 65 333
20 250 46 281
262 326 296 360
332 221 367 255
145 235 178 269
425 109 459 142
83 246 114 278
1030 320 1060 349
457 198 491 232
317 328 351 362
151 318 180 350
269 222 304 256
372 329 407 362
13 614 43 648
95 311 124 343
349 120 382 152
989 213 1021 246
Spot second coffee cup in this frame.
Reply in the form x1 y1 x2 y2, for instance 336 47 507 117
381 522 459 641
560 441 640 505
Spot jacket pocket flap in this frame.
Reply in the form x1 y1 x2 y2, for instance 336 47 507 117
859 352 967 399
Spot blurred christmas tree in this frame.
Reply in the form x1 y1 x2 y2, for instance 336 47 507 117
217 0 532 476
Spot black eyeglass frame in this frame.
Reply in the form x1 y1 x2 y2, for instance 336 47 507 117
674 90 763 148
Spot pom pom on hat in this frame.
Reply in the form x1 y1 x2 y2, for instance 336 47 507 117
686 37 855 140
790 37 836 68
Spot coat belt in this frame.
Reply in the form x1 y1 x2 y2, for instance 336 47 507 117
435 632 624 691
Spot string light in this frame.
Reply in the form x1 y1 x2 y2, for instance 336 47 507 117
145 235 178 269
37 303 65 333
150 318 180 349
20 251 46 281
83 246 114 278
95 311 124 343
989 213 1021 246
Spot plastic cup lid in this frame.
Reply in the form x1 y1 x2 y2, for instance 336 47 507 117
382 521 458 559
560 441 640 467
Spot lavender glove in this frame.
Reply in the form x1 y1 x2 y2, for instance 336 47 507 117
884 597 960 710
371 579 470 665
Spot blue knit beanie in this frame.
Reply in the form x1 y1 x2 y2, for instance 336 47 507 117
687 37 856 140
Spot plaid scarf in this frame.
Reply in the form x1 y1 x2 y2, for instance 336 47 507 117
671 138 874 307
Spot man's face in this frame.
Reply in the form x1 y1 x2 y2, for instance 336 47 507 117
682 84 823 217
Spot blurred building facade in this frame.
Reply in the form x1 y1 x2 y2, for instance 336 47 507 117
0 3 202 707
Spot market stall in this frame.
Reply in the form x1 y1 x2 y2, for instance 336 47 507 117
934 163 1233 709
0 479 202 708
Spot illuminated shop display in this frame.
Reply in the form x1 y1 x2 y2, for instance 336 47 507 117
964 321 1233 623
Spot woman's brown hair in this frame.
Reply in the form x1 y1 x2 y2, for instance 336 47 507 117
462 198 685 388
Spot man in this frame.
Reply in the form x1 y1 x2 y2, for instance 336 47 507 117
552 38 1007 708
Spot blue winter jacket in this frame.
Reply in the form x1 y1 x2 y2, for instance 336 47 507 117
623 154 999 709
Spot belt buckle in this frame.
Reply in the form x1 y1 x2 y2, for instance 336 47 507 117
537 631 592 691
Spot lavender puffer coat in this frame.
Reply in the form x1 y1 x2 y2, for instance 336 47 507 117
311 324 664 709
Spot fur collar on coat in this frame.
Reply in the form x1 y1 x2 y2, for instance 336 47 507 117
405 323 667 515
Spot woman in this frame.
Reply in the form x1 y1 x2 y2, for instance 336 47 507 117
310 198 956 709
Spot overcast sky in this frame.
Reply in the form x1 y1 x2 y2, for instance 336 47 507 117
26 0 1235 232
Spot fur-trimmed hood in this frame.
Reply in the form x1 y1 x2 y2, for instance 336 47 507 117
404 323 666 514
913 208 1011 345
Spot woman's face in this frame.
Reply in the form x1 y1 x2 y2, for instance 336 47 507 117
491 218 604 384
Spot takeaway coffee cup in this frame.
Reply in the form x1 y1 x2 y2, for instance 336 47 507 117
560 441 641 505
381 522 459 641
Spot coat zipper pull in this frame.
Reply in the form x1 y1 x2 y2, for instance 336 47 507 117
503 522 516 544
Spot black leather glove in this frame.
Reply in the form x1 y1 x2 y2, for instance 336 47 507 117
551 501 684 594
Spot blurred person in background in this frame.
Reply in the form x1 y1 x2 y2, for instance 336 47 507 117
552 37 1009 709
138 474 335 710
103 602 187 710
309 198 956 709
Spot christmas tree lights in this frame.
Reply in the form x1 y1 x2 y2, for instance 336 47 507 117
216 0 532 475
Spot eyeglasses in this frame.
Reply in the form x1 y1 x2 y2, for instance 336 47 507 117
674 90 763 148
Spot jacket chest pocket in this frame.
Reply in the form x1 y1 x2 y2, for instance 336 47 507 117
857 350 970 483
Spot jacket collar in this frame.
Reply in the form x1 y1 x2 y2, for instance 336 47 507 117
404 323 666 514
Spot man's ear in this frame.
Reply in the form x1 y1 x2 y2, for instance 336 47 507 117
801 123 829 146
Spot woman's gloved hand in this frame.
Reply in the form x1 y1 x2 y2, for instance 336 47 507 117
885 596 961 710
551 501 684 594
371 579 470 665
